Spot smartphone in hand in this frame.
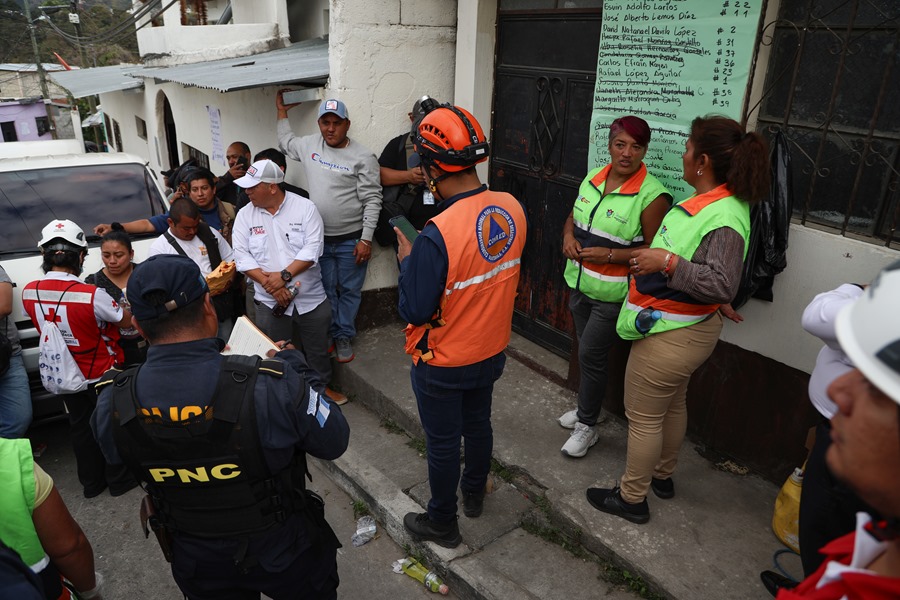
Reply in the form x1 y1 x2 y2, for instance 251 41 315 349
389 215 419 243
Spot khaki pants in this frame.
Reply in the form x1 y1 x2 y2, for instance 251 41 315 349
619 312 722 503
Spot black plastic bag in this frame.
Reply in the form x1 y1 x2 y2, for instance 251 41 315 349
732 129 793 309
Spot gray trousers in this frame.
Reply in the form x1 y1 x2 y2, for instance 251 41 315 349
254 298 333 386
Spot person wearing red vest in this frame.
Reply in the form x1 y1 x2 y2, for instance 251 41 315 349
587 117 770 524
396 102 527 548
772 260 900 599
22 220 136 499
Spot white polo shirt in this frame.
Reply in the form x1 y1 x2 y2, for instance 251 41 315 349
232 190 326 316
148 227 234 276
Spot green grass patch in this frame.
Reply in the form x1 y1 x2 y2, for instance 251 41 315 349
352 499 370 520
406 436 427 456
490 458 516 483
381 418 406 436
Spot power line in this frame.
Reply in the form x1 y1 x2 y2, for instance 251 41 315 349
40 0 168 46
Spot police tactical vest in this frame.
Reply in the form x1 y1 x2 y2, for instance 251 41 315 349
107 355 305 538
616 185 750 340
564 164 671 303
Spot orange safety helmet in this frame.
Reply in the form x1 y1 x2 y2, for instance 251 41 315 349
413 104 490 173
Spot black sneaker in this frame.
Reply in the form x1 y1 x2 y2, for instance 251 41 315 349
585 486 650 524
759 570 798 597
651 476 675 500
462 490 484 518
403 512 462 548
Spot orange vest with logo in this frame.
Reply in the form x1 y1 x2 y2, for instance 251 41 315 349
405 189 527 367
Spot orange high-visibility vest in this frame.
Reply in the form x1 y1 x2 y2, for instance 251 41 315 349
405 189 527 367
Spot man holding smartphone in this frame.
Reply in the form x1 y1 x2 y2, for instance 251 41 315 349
216 141 253 206
396 103 527 548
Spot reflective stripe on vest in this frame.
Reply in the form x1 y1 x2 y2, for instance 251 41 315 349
405 190 527 367
22 288 93 304
616 185 750 340
447 256 522 294
564 163 670 303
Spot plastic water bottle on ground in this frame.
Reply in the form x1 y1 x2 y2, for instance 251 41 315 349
392 557 449 595
351 515 377 547
635 308 662 335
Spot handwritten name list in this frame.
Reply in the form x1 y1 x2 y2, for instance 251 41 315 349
589 0 763 200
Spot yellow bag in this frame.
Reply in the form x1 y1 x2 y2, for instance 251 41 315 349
772 464 804 553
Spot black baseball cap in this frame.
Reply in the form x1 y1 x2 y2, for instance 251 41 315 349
127 255 209 320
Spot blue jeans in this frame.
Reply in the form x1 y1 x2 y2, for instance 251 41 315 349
0 352 31 437
411 352 506 523
320 240 368 340
569 290 620 427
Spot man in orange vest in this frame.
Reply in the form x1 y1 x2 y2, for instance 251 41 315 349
395 102 527 548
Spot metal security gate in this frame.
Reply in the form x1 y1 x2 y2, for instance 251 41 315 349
489 9 603 357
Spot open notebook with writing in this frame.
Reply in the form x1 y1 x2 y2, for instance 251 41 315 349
223 316 280 358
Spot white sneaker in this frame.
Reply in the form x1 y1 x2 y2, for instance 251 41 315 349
558 409 579 429
561 423 600 458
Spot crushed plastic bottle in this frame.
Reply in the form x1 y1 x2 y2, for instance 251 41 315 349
351 515 377 547
392 557 449 595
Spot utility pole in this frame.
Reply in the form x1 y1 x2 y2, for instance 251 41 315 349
23 1 57 139
68 0 100 146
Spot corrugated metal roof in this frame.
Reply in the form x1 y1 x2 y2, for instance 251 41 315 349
49 64 144 98
0 63 72 73
136 38 329 92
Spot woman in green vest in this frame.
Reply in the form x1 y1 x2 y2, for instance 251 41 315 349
587 116 770 523
559 116 671 458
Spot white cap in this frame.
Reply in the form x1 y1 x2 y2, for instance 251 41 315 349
234 159 285 188
836 260 900 403
38 219 88 249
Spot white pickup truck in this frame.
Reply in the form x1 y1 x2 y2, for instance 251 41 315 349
0 141 169 419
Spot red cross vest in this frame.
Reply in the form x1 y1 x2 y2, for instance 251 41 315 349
22 277 121 381
405 189 527 367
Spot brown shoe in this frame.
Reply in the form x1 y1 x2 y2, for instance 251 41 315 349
325 387 348 405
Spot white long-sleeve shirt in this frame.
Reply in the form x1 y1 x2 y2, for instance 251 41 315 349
232 191 326 316
801 283 864 419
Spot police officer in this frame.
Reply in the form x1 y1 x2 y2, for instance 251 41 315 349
396 103 527 548
90 254 349 600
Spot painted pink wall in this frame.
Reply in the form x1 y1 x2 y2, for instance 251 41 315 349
0 101 52 142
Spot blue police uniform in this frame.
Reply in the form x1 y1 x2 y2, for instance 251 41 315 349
91 338 350 600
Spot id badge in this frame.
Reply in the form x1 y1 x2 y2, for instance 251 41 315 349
423 190 435 206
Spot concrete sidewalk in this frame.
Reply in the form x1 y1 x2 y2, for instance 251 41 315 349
320 324 800 600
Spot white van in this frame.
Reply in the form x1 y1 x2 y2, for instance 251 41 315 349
0 145 169 418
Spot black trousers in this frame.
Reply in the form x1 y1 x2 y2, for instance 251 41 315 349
798 421 876 575
170 534 339 600
64 386 134 496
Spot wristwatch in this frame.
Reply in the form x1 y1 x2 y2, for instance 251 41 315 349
280 269 292 282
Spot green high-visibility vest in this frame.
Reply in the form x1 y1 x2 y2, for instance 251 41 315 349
0 438 47 570
616 185 750 340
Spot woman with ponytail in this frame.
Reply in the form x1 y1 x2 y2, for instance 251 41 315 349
587 116 770 524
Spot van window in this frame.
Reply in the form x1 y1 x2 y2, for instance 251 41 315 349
0 163 166 254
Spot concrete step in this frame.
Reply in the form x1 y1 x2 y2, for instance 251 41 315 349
328 324 788 600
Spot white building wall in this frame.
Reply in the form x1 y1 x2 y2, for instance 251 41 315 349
100 91 150 162
721 227 899 373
